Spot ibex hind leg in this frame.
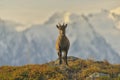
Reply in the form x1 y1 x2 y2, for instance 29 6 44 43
58 51 62 65
63 50 68 65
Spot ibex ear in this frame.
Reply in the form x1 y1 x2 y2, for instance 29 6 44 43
56 25 59 29
65 24 67 28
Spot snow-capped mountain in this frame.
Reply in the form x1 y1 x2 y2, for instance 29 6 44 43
88 10 120 56
0 10 120 66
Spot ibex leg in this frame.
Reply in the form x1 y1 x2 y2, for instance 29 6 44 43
58 50 62 64
63 51 68 65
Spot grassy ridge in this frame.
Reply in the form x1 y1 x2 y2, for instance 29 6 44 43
0 56 120 80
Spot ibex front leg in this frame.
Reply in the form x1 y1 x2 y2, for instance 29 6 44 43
58 50 62 65
63 50 68 65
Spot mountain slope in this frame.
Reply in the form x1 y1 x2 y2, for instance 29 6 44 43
88 10 120 56
0 56 120 80
24 12 120 63
0 11 120 66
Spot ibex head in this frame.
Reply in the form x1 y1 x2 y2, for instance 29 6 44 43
56 23 67 35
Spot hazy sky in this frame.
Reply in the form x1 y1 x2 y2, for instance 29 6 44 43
0 0 120 24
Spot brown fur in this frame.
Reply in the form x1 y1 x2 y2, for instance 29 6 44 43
55 23 70 65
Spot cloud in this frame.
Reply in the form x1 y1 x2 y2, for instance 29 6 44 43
111 7 120 14
63 12 71 23
15 24 31 32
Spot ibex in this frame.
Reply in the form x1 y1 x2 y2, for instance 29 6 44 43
56 23 70 65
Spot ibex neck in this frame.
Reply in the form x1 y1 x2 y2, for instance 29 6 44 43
59 34 66 36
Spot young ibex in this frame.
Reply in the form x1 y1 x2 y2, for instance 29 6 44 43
56 23 70 65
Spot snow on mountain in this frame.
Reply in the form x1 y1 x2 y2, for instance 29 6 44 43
68 14 120 63
0 11 120 66
0 19 29 65
88 10 120 56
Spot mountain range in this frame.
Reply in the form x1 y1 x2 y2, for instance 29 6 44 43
0 10 120 66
